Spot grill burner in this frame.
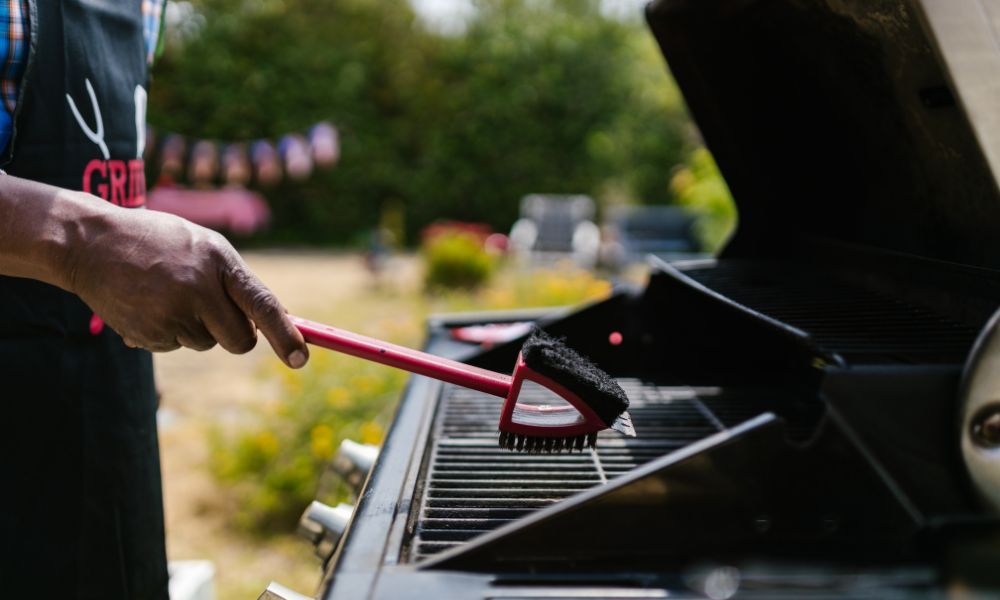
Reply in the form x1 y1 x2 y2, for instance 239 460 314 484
407 379 815 562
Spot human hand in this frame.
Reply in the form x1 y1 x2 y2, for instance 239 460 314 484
63 198 308 368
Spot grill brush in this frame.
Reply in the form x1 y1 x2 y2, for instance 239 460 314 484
290 317 634 452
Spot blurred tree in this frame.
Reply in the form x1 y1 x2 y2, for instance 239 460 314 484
592 31 692 206
151 0 435 243
407 0 635 232
149 0 700 245
671 148 737 252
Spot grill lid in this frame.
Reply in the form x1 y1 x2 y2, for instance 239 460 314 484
647 0 1000 270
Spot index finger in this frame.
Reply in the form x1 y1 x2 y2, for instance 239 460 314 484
223 265 309 369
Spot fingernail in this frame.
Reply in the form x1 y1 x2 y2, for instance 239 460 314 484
288 350 307 369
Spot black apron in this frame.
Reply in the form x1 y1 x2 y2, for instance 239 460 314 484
0 1 167 598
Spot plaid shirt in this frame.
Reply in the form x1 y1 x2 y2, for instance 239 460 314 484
0 0 166 151
0 0 27 151
142 0 166 65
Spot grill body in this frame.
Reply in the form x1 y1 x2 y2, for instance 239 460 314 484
317 258 1000 600
311 0 1000 596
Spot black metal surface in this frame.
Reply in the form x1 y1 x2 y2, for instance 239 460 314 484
678 261 980 365
646 0 1000 268
317 280 1000 600
820 366 973 515
315 251 1000 600
365 564 941 600
424 411 923 571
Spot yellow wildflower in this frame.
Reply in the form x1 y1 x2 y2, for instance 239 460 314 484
360 421 384 445
350 374 381 396
326 387 352 409
310 424 335 460
255 431 279 458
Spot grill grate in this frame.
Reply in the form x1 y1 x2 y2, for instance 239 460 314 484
682 264 980 364
406 379 788 562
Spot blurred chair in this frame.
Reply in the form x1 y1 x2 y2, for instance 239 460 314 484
509 194 600 269
599 205 702 271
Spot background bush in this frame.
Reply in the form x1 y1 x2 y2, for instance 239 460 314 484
422 231 498 290
671 148 737 253
149 0 704 246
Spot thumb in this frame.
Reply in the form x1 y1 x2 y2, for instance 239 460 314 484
224 265 309 369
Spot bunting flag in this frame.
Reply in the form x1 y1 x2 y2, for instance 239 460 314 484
188 140 219 186
146 121 340 188
250 140 282 187
279 134 313 181
221 143 251 187
156 133 187 183
308 122 340 167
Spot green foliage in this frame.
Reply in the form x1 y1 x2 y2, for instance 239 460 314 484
589 30 690 205
152 0 431 244
671 148 737 253
406 0 634 230
422 231 497 290
211 353 406 533
471 262 612 309
149 0 697 245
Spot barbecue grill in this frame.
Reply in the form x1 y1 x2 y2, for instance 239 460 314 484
260 0 1000 597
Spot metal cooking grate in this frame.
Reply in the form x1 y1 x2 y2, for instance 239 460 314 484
682 264 979 364
405 379 788 562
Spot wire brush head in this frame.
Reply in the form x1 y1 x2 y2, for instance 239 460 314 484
519 328 629 427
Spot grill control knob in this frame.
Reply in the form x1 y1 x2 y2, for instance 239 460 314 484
330 439 379 491
297 500 354 560
961 307 1000 511
257 581 313 600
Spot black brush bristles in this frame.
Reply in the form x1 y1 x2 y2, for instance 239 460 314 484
497 432 600 453
497 330 630 453
519 329 629 426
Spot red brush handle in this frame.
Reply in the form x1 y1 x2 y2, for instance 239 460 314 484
290 316 513 398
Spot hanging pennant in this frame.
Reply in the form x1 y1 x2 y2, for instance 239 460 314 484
251 140 282 187
279 134 313 181
222 143 251 187
308 122 340 167
189 140 219 186
157 133 186 186
149 120 339 189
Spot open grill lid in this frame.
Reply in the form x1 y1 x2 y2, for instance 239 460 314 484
647 0 1000 270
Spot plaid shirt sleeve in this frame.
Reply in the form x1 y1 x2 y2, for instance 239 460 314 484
0 1 164 153
0 0 28 153
142 0 166 66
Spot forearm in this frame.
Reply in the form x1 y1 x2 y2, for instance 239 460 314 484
0 175 114 290
0 176 308 366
